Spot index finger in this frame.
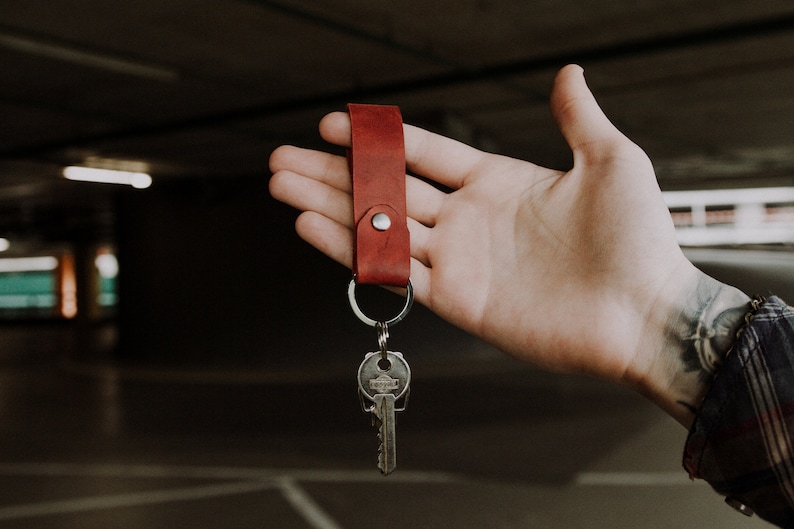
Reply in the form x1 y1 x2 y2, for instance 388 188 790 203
319 111 489 190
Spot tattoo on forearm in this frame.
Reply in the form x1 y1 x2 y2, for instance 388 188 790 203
681 295 746 380
672 277 750 414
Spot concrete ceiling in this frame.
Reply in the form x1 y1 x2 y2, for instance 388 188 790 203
0 0 793 236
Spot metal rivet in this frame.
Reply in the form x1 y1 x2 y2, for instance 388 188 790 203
372 213 392 231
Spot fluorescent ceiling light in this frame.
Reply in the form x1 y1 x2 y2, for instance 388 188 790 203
0 31 178 82
63 166 152 189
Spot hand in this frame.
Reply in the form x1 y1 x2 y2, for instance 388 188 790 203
269 65 745 426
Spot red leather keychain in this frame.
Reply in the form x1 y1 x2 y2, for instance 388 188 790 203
346 103 413 475
347 103 410 288
346 103 413 327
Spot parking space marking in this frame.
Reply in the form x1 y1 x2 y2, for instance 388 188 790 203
0 463 708 525
0 462 462 526
279 478 344 529
575 471 706 486
0 462 461 483
0 480 277 521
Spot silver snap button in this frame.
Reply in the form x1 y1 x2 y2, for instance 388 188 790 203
371 212 392 231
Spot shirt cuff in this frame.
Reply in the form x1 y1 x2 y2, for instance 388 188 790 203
683 296 794 527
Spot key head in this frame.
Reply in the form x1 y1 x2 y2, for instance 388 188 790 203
357 351 411 404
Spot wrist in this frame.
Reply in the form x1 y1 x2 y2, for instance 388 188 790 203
628 266 751 428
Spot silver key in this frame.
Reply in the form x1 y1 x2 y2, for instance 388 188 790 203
358 351 411 475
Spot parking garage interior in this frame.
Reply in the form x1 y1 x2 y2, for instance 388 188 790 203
0 1 793 527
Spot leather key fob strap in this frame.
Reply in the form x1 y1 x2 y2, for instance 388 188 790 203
347 103 410 288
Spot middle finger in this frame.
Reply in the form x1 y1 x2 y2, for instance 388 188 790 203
270 144 351 193
270 144 448 227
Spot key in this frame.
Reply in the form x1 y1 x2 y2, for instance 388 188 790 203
358 350 411 475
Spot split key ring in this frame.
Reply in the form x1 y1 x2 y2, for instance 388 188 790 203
347 278 414 327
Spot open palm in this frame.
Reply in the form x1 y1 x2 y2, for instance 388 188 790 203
269 65 700 391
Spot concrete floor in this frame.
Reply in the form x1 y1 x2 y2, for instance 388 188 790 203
0 324 774 529
2 247 793 528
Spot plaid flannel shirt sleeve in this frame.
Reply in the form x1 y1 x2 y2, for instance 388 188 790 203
684 296 794 528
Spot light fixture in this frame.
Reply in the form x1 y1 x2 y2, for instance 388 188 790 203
0 31 179 82
0 256 59 273
63 166 153 189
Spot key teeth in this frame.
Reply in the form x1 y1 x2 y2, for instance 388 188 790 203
377 433 387 474
378 443 391 475
377 432 394 475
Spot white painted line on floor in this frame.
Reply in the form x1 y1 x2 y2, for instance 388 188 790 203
0 480 276 521
0 463 707 489
575 471 704 486
0 462 462 524
279 478 344 529
0 462 462 483
0 462 279 480
286 468 461 484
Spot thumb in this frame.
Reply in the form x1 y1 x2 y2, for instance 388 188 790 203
550 65 625 160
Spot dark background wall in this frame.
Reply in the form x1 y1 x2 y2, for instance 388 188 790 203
113 176 479 372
